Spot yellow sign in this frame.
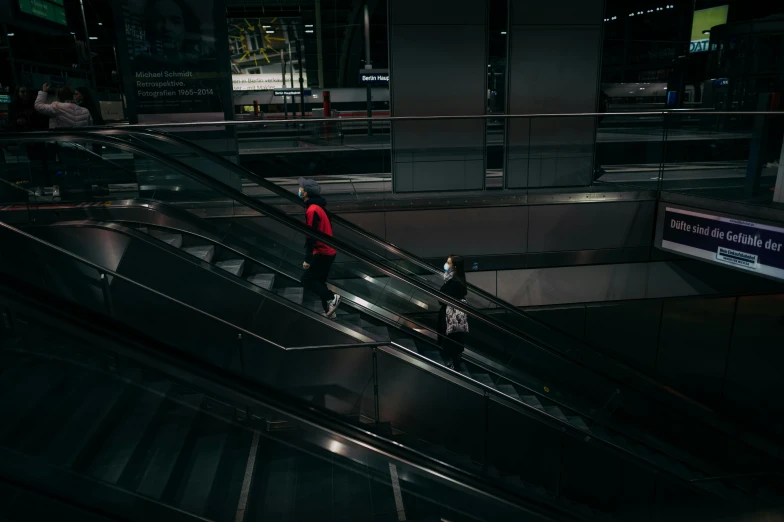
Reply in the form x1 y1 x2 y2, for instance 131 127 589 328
690 5 728 53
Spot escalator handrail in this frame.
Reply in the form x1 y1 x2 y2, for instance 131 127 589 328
3 130 779 465
0 273 581 522
118 129 598 344
5 215 602 434
63 129 743 415
0 160 772 498
0 130 580 367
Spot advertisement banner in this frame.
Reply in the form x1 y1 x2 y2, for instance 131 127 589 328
117 0 226 120
689 5 728 53
661 207 784 280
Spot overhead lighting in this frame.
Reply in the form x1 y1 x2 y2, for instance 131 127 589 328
98 22 102 26
305 24 313 28
629 13 634 16
6 33 13 36
500 31 506 35
265 30 274 33
305 29 313 33
70 31 75 35
611 16 616 20
262 25 270 28
89 36 98 40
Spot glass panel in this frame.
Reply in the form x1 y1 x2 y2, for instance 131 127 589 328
0 299 525 522
660 112 784 209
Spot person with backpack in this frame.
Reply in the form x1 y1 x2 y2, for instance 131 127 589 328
438 255 469 370
299 177 341 318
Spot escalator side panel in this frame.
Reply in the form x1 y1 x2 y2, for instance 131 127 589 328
376 350 486 462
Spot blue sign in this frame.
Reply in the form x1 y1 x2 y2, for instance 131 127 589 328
661 207 784 280
0 94 11 104
713 78 729 87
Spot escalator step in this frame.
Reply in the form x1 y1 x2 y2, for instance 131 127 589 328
567 416 590 432
128 392 205 499
87 380 172 484
422 350 447 366
247 273 275 291
544 406 569 423
216 259 245 277
496 384 521 400
42 373 128 468
149 230 183 249
276 287 304 305
519 395 544 410
469 372 496 389
335 313 362 327
182 245 215 263
172 415 231 516
363 326 390 342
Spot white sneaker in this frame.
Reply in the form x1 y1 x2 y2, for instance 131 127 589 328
52 186 61 199
326 294 341 317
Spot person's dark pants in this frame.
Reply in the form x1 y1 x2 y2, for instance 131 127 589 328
442 333 466 369
301 254 336 313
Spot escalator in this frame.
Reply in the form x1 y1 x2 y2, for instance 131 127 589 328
0 275 540 522
1 129 783 519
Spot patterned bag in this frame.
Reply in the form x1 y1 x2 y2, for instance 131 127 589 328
446 299 469 335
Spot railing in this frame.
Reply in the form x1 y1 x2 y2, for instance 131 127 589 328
2 127 782 472
0 274 550 522
0 218 737 515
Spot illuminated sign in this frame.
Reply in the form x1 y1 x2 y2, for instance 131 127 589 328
359 70 389 85
659 206 784 280
273 89 312 96
18 0 66 26
690 5 728 53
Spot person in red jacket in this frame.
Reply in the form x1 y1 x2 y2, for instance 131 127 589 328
299 177 341 318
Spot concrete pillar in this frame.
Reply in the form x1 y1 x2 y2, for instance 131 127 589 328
505 0 604 189
389 0 487 193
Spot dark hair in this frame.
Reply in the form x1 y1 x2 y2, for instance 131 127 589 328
12 85 33 106
56 86 73 103
74 86 103 124
449 254 467 285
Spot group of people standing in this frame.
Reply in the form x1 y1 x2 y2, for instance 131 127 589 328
8 83 103 198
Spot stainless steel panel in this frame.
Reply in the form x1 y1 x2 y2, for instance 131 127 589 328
382 206 529 257
389 0 487 26
376 350 486 461
30 225 131 272
495 263 648 307
244 342 376 418
485 398 564 494
724 295 784 427
527 201 655 253
584 299 663 374
510 0 603 26
656 297 735 404
391 26 486 117
508 28 601 114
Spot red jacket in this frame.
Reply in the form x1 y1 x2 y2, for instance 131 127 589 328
305 198 336 260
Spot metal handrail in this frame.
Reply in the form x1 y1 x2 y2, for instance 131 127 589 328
0 137 774 499
107 109 784 129
0 223 742 499
0 130 571 364
3 129 781 469
0 129 771 434
0 276 567 521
